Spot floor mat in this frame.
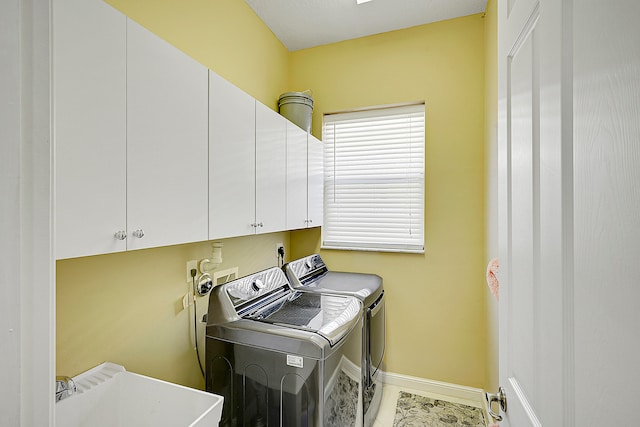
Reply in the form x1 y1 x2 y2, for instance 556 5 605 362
324 370 358 427
393 391 486 427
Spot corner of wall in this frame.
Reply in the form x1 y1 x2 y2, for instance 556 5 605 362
288 14 489 388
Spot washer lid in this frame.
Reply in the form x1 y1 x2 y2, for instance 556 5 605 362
244 291 361 346
207 266 362 347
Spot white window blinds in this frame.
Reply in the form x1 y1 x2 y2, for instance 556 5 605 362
322 104 425 253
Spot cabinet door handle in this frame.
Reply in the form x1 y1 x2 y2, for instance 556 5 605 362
114 230 127 240
132 229 145 238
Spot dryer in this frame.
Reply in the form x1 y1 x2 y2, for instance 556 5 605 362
206 267 364 427
283 254 385 427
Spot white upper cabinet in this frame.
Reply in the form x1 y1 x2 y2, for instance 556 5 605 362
55 0 323 257
286 123 309 230
255 102 287 234
126 19 209 251
54 0 127 259
286 125 323 230
307 134 324 228
55 1 208 259
209 70 256 239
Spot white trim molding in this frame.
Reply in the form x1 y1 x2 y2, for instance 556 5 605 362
1 0 54 425
381 370 486 405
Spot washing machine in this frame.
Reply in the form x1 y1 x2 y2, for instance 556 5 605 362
283 254 385 427
206 267 364 427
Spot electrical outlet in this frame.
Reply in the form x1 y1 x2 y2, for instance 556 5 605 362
186 260 198 283
276 243 284 261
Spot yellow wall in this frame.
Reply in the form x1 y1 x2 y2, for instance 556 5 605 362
57 234 290 388
483 0 500 393
289 14 487 388
56 0 291 389
105 0 289 109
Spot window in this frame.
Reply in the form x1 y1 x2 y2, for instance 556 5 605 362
322 104 425 253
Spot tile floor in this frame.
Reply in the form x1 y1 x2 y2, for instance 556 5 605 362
372 384 488 427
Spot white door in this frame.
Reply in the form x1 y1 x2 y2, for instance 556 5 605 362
255 101 287 234
54 0 127 259
307 134 323 228
209 70 256 239
496 0 567 424
126 19 208 250
286 122 308 230
497 0 640 425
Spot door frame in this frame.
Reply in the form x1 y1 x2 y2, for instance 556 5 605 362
0 0 55 424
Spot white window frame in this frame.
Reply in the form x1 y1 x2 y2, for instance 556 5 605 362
321 103 425 253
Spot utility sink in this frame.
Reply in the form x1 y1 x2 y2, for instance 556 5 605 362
56 363 223 427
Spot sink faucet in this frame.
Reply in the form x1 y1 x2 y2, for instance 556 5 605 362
55 376 76 402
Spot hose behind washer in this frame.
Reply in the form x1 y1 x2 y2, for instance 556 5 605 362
191 270 205 378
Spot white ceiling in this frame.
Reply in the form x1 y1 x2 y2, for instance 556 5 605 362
245 0 489 51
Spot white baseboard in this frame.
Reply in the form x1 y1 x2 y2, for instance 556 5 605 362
381 370 485 405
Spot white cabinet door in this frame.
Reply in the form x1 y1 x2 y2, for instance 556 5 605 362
286 123 308 230
209 70 256 239
255 102 287 234
286 126 323 230
54 0 127 259
126 19 208 251
307 134 323 228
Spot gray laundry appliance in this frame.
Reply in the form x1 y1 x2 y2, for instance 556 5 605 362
283 254 385 427
206 267 364 427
